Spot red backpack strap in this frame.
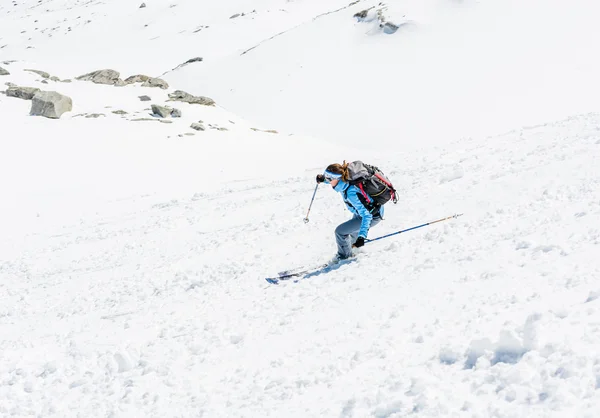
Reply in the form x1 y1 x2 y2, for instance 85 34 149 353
357 183 372 203
374 172 392 187
374 172 398 203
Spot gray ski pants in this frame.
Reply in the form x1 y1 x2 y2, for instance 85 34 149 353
335 215 382 259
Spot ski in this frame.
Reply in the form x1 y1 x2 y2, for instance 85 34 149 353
266 263 328 284
265 257 358 284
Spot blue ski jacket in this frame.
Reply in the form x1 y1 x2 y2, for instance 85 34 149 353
333 180 384 238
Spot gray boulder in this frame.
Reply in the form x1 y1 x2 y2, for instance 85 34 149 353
139 95 151 101
25 69 50 79
30 91 73 119
124 74 149 84
151 104 180 118
142 77 169 89
151 105 171 118
0 66 9 76
184 57 203 65
190 122 205 131
125 74 169 89
354 9 369 20
7 86 41 100
168 90 215 106
76 69 125 86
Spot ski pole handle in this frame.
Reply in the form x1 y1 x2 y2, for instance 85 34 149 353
303 184 319 223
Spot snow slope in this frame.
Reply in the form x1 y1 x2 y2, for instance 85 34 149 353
1 0 600 417
3 0 600 147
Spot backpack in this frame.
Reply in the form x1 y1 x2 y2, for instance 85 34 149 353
346 161 398 206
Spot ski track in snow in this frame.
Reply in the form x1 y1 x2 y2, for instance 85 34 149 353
2 112 599 417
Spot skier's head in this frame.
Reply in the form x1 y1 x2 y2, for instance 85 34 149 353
324 162 350 183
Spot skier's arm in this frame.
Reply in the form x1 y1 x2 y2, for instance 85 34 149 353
346 188 373 238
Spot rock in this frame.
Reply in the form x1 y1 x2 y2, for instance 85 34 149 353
41 80 48 84
142 77 169 89
184 57 203 65
76 69 124 86
125 75 168 89
230 13 241 19
251 127 278 134
25 69 50 79
139 95 151 101
151 104 171 118
168 90 215 106
61 79 72 83
184 133 195 136
112 110 128 115
139 3 146 8
190 122 205 131
131 117 173 124
152 105 171 118
382 22 399 34
0 66 9 76
6 86 41 100
85 113 105 118
151 105 181 118
5 82 16 87
354 9 370 19
50 76 60 82
30 91 73 119
124 74 150 84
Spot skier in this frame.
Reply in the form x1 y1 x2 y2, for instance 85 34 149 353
316 162 384 263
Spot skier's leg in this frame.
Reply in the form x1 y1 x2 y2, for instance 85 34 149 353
335 216 362 259
348 216 382 245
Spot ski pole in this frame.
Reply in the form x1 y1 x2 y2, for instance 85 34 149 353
365 213 463 243
303 184 319 223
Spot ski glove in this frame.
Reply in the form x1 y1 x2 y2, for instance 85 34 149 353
316 174 325 183
353 237 365 248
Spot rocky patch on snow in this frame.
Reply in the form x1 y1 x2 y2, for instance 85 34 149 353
354 3 412 35
230 10 256 19
25 69 50 79
124 74 169 89
251 127 278 134
0 66 9 76
30 91 73 119
168 90 215 106
131 117 173 124
151 104 181 118
76 69 124 86
6 86 40 100
190 122 205 131
77 69 170 90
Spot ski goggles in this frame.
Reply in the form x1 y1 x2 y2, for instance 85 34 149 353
323 170 342 184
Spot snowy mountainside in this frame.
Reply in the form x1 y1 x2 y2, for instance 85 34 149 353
3 0 600 147
1 0 600 417
2 105 599 415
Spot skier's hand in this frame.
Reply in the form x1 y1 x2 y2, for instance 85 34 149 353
353 237 365 248
316 174 325 183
